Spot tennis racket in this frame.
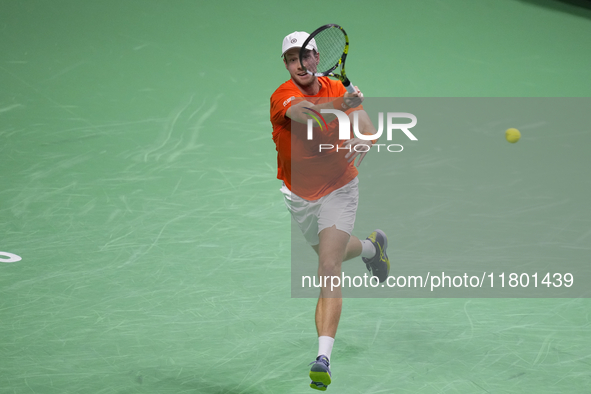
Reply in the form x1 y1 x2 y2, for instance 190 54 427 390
299 24 356 93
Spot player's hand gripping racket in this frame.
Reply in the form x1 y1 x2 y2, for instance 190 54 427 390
299 24 356 94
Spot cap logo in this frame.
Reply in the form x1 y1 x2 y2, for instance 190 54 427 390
291 38 297 43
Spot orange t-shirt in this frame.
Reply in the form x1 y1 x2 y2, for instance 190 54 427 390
270 77 360 200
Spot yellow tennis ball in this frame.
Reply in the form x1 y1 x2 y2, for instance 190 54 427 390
505 128 521 143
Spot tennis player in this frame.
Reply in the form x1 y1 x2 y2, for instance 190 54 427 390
270 31 391 391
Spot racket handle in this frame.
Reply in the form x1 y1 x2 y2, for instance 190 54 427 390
343 80 356 94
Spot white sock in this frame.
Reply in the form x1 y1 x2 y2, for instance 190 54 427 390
360 239 376 258
318 336 335 361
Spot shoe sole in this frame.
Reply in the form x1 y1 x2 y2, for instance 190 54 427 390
309 370 331 388
378 229 391 278
310 381 328 391
375 229 388 252
377 229 389 269
370 229 390 282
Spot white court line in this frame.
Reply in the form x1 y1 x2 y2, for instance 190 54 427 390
0 251 22 263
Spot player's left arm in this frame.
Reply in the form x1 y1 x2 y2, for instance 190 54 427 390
341 107 378 167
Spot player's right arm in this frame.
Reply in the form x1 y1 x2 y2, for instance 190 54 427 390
286 88 363 125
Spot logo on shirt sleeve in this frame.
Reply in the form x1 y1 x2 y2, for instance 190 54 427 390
283 96 296 107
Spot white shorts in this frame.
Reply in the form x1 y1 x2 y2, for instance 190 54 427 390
281 177 359 246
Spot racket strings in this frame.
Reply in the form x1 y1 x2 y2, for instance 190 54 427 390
313 27 346 73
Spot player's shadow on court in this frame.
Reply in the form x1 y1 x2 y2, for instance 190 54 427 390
130 378 264 394
518 0 591 18
124 369 265 394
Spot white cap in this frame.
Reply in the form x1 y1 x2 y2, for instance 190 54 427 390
281 31 317 57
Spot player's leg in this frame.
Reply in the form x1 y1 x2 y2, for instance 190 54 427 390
343 235 361 261
309 224 349 391
315 224 350 336
312 235 375 263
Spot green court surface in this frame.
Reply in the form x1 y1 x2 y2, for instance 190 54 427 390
1 1 590 393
